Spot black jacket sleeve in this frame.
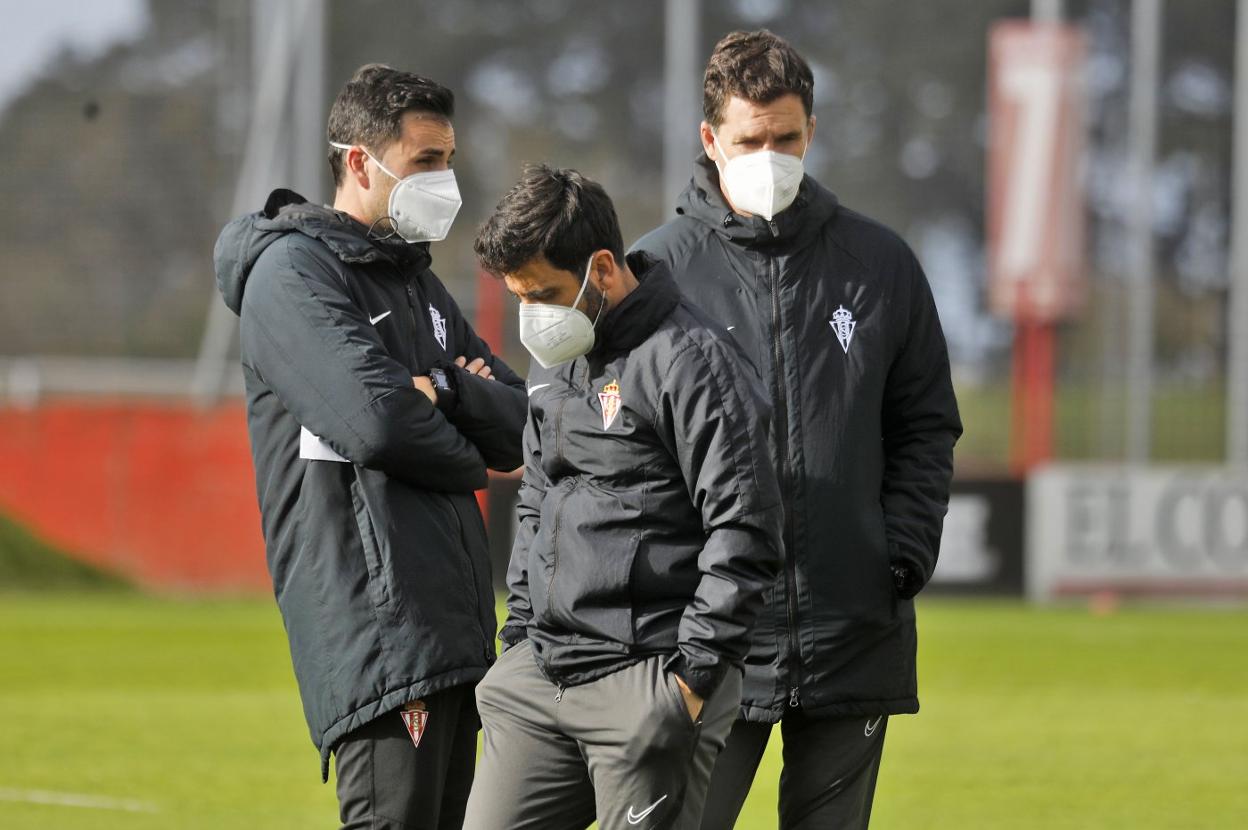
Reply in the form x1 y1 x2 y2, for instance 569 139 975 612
880 251 963 596
239 237 487 492
499 404 546 648
439 288 527 472
657 338 784 700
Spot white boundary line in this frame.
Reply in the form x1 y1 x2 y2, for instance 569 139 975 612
0 787 159 813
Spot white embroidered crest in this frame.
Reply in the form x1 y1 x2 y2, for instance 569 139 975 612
830 305 856 354
429 303 447 350
598 379 622 430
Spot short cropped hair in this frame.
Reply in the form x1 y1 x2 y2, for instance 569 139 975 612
474 164 624 279
703 30 814 128
327 63 454 187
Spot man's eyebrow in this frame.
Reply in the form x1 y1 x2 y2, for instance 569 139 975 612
522 286 559 301
775 130 803 141
412 146 449 161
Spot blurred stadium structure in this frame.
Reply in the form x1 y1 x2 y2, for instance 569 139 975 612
1 0 1246 599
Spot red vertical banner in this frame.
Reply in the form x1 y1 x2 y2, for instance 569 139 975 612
987 21 1087 472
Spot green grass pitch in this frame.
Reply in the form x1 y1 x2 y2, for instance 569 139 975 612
0 595 1244 828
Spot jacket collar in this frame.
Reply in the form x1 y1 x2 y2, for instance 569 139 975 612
259 188 433 273
590 252 682 356
676 154 840 249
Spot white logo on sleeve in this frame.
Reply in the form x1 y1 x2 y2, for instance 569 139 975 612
429 303 447 350
527 383 551 397
865 716 883 737
369 310 391 325
626 794 668 825
830 305 856 353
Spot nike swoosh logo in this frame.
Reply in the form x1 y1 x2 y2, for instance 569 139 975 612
369 310 392 325
726 325 736 331
626 794 668 825
865 716 883 737
527 383 551 397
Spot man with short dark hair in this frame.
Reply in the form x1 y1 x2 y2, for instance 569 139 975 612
633 30 963 829
461 164 783 830
213 64 527 829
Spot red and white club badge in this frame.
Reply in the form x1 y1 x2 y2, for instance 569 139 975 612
599 379 621 430
400 700 430 749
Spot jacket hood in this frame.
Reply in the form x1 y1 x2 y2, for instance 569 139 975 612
675 153 840 249
213 188 432 314
591 252 683 356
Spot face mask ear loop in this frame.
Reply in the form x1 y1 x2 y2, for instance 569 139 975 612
711 131 729 168
583 254 611 327
366 215 398 241
330 142 401 182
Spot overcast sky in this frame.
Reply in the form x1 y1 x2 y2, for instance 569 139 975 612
0 1 148 114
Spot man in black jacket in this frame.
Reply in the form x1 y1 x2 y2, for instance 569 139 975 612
632 31 963 829
461 165 783 830
213 64 526 829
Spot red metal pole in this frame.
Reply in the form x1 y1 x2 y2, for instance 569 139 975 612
1011 318 1056 474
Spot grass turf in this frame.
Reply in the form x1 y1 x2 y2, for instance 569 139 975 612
0 595 1244 828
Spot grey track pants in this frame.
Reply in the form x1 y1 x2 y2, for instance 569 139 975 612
463 640 742 830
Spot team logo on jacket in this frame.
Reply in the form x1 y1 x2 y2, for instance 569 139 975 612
429 303 447 350
599 379 622 430
830 305 856 354
400 700 430 749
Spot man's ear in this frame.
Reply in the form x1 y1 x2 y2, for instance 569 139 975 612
700 121 717 160
345 146 373 190
589 249 619 292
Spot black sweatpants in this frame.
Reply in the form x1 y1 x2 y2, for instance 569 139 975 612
698 710 889 830
333 683 479 830
463 640 742 830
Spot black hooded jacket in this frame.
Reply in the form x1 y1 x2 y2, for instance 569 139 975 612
632 157 962 722
500 254 784 701
214 189 526 776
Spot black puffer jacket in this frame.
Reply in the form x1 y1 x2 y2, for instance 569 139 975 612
500 255 784 701
632 157 962 722
214 189 526 777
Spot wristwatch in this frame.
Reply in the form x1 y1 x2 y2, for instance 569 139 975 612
427 366 458 413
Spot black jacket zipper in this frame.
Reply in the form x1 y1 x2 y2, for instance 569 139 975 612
767 223 802 708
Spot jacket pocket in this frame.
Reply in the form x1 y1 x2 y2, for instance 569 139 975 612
349 476 393 610
543 483 639 644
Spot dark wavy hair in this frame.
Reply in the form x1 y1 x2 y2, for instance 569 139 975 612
703 30 814 127
326 63 454 187
474 164 624 279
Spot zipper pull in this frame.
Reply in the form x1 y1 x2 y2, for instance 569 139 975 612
769 220 780 238
789 686 800 708
554 685 565 703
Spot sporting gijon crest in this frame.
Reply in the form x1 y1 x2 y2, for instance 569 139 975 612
429 303 447 350
598 379 622 430
830 305 856 354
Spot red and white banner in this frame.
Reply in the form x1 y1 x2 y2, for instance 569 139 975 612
987 21 1088 323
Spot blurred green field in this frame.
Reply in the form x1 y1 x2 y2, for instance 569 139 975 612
0 595 1245 829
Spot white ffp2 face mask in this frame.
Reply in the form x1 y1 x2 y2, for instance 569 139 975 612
330 142 462 242
711 133 807 221
518 256 606 369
